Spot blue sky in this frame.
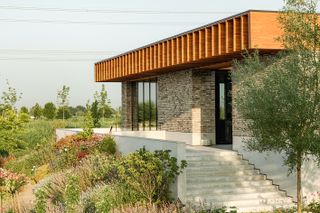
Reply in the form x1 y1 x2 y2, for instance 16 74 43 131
0 0 285 108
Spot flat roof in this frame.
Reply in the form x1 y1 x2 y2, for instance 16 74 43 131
95 10 283 82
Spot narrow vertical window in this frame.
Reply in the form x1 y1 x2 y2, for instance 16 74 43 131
138 82 144 130
219 83 225 120
150 82 157 130
144 81 150 130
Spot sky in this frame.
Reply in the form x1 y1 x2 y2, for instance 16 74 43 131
0 0 285 109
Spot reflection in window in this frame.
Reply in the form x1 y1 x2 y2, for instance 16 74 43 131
136 79 157 130
219 83 225 120
138 82 144 129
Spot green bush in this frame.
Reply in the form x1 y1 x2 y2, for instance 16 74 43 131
64 174 80 213
81 183 141 213
5 145 54 176
305 200 320 213
34 188 47 213
97 136 116 155
117 147 187 204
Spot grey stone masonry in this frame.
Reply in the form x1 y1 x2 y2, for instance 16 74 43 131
121 82 138 130
157 69 216 144
191 70 215 134
157 70 193 133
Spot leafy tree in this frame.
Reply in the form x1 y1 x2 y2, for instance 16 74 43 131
31 103 42 119
0 109 24 153
0 80 22 112
80 103 94 138
19 112 31 123
43 102 56 120
75 105 86 114
233 1 320 211
56 107 71 120
113 107 122 128
95 85 113 120
91 100 101 128
57 85 70 121
20 106 29 114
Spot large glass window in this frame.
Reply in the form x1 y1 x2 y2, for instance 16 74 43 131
136 79 157 130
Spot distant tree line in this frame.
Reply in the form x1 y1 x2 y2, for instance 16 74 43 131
18 84 117 127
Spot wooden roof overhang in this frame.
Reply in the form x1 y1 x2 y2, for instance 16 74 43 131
94 10 283 82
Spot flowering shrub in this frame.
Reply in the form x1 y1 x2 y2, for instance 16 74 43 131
53 134 116 170
54 134 104 151
0 168 26 194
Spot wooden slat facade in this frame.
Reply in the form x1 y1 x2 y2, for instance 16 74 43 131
95 10 283 82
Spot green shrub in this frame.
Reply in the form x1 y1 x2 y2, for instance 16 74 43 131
34 188 47 213
18 112 31 123
81 183 141 213
305 200 320 213
5 145 54 176
77 154 116 185
97 136 116 155
117 147 187 204
64 174 80 213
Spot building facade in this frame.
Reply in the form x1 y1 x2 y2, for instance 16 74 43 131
95 10 282 146
93 10 320 206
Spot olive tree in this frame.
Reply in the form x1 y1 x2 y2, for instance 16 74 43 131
233 1 320 212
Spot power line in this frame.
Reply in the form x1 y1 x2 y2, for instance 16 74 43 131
0 57 101 62
0 49 121 55
0 18 203 25
0 5 236 15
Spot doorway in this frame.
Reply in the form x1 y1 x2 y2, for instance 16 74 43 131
215 71 232 144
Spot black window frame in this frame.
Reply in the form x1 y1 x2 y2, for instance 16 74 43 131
135 79 158 131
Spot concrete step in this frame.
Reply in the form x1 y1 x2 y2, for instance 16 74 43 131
237 204 295 213
187 168 260 177
188 202 294 213
186 163 254 171
186 155 243 161
186 191 287 202
187 160 249 167
187 174 265 183
187 180 273 190
188 197 293 208
186 151 240 158
186 185 279 196
187 148 238 153
185 146 294 211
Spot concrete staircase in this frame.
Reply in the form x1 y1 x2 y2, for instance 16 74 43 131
186 146 295 212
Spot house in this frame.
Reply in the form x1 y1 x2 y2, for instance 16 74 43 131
91 10 320 211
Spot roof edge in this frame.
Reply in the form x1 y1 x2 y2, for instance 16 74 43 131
95 9 280 65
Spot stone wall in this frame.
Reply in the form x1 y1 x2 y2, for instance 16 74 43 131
121 82 137 130
157 70 193 133
157 69 216 144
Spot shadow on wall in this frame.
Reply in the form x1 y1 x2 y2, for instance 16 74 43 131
302 156 320 201
233 136 320 202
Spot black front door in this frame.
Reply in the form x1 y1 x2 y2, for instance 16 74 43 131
215 71 232 144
